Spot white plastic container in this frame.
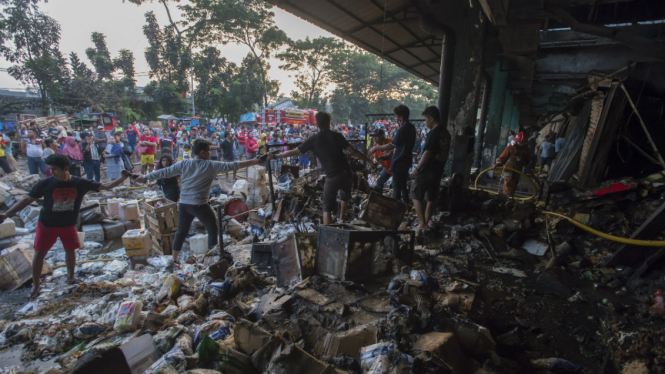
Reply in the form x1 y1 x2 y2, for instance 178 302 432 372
0 219 16 240
122 229 151 257
119 200 140 221
247 165 267 182
232 180 249 197
189 234 209 255
82 224 104 242
114 300 143 333
107 198 124 217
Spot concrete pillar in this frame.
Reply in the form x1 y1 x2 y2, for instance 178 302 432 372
472 76 491 169
481 61 508 171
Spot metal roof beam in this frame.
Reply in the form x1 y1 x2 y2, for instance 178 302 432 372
322 0 437 73
383 36 440 55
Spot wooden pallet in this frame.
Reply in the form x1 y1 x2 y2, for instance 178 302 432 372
143 198 178 255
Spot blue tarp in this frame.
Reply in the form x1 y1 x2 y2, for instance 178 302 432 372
239 113 257 123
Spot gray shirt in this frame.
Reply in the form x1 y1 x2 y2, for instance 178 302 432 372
540 141 555 158
144 158 239 205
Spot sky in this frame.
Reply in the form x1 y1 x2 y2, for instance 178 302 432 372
0 0 337 96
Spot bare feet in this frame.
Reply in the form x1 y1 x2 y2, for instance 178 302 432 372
27 285 40 300
65 277 82 284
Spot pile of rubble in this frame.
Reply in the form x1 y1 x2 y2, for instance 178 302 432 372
1 164 665 374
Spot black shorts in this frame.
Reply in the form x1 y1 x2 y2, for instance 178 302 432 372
411 171 443 202
322 172 352 212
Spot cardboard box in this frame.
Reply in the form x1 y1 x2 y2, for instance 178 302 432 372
315 325 378 361
0 249 51 291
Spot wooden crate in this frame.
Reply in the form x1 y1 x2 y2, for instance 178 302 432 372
143 198 178 255
144 198 178 233
151 233 175 256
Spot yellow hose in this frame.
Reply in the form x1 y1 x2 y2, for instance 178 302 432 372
52 258 115 270
471 166 538 201
543 211 665 247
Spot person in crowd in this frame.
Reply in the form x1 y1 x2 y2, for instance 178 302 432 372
159 129 173 156
236 125 246 160
538 135 556 169
273 112 376 225
104 136 124 180
494 132 530 198
246 131 258 159
0 132 11 174
220 131 237 181
367 105 416 205
61 137 83 177
112 121 124 136
22 127 47 176
524 131 538 173
177 133 189 162
208 132 220 161
3 130 17 172
410 106 451 230
138 127 157 174
370 129 393 194
156 154 180 202
48 122 59 141
257 133 268 156
0 154 130 298
81 133 102 182
94 125 108 157
74 126 82 142
169 128 178 159
268 131 285 173
41 139 59 177
555 136 566 156
181 143 193 161
507 130 516 145
134 139 271 263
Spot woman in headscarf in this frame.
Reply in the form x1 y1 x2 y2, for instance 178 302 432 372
61 136 83 177
155 154 180 202
104 136 124 180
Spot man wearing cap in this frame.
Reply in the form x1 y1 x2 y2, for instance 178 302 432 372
494 131 530 198
94 125 108 164
370 128 393 194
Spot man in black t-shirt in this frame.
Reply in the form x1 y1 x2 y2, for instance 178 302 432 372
368 105 416 205
273 111 376 224
221 131 236 180
0 154 130 298
410 106 451 230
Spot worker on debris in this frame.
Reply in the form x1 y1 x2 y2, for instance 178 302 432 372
538 135 556 170
0 154 131 298
367 105 416 205
134 139 271 264
494 131 530 198
410 106 451 230
370 128 393 194
272 111 377 225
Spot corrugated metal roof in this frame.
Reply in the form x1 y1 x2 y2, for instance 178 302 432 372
266 0 442 85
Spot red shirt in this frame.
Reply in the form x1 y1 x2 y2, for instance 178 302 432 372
139 135 157 155
237 131 246 146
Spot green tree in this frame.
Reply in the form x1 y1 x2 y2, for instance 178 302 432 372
0 0 68 115
193 46 235 118
277 36 344 109
329 48 436 123
181 0 287 107
83 32 140 121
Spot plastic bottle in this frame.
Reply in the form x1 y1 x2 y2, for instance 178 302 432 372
650 290 665 315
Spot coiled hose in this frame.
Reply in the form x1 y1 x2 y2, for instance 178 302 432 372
542 211 665 247
471 166 538 201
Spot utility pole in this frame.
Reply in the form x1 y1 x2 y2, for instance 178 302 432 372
191 69 196 116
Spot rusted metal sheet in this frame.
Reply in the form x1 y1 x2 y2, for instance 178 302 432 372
295 232 317 279
273 235 301 286
360 191 407 230
316 225 415 281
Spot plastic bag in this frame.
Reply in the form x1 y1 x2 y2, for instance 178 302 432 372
154 327 184 354
143 346 186 374
360 342 413 374
156 273 185 300
197 335 253 374
113 300 143 333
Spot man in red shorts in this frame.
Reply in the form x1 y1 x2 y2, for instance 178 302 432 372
0 154 131 298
